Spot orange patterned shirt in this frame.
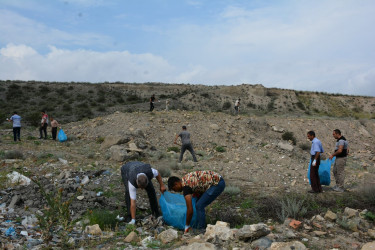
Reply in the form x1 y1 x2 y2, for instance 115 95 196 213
181 171 221 196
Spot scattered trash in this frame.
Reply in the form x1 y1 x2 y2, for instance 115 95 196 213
5 227 16 236
96 191 103 197
81 176 90 185
58 158 68 165
116 215 124 221
7 171 31 186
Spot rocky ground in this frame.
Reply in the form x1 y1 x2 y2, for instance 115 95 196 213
0 110 375 249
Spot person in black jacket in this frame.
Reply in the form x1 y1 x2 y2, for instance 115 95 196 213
329 129 349 192
121 161 166 224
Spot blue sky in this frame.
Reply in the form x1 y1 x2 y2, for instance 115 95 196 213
1 0 375 96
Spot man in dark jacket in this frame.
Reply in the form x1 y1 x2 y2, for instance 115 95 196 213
121 161 166 224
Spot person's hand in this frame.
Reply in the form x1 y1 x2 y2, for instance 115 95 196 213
184 225 191 234
312 159 316 166
329 155 333 160
160 185 166 194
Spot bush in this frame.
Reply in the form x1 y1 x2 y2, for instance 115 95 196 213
282 131 297 145
167 146 180 153
86 209 120 230
215 146 226 152
222 101 232 110
157 165 171 177
299 143 310 151
223 186 240 195
277 195 307 222
4 150 24 159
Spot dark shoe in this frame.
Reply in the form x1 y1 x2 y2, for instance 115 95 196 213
308 190 317 193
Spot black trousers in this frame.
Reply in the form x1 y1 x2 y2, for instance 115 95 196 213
150 102 155 111
120 165 159 218
310 155 322 192
13 127 21 141
179 143 198 163
52 127 57 140
39 123 47 139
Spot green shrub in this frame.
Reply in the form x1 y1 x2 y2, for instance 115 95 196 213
167 146 180 153
222 101 232 110
224 186 240 195
277 195 307 222
86 209 120 230
157 165 171 177
282 131 297 145
96 137 105 144
215 146 226 152
365 211 375 221
299 143 310 151
4 150 24 159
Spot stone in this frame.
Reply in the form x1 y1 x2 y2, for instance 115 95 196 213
126 142 143 152
289 219 302 229
368 229 375 239
100 135 131 150
124 231 139 243
109 145 129 162
277 142 294 151
362 241 375 250
236 223 270 241
324 210 337 221
209 124 220 131
85 224 102 235
8 195 21 209
158 228 178 244
204 221 234 241
344 207 359 218
251 237 273 250
313 231 327 236
269 241 307 250
77 196 84 200
272 126 285 133
177 242 217 250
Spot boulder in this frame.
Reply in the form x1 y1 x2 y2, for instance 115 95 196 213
100 135 131 150
368 229 375 239
272 126 285 133
204 221 234 242
251 237 273 250
124 231 139 243
236 223 270 241
109 145 129 162
362 241 375 250
344 207 359 218
158 228 178 244
277 142 294 151
177 242 217 250
324 210 337 221
85 224 102 235
270 241 306 250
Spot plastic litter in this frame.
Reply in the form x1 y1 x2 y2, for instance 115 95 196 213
5 227 16 236
7 171 31 186
307 157 335 186
159 191 198 230
58 129 67 142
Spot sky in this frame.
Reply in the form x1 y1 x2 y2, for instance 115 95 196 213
1 0 375 96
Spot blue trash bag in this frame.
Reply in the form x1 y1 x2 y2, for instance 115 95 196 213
58 129 67 142
159 191 198 230
307 157 335 186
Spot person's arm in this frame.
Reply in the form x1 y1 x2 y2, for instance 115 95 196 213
329 145 344 160
155 174 166 193
174 134 179 144
184 194 193 233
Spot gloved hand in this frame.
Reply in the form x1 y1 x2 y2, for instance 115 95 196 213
128 219 136 225
312 159 316 167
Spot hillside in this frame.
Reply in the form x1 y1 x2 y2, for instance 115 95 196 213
1 106 375 249
1 81 374 128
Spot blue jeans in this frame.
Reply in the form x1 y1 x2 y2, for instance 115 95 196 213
195 178 225 229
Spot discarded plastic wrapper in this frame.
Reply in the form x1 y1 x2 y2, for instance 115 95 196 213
307 157 335 186
7 171 31 186
159 191 198 230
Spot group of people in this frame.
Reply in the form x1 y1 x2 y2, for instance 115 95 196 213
307 129 349 193
7 110 60 141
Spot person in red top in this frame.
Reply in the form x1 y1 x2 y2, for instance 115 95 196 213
39 111 48 139
168 171 225 233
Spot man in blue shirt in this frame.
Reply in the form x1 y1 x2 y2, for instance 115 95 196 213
8 111 21 142
307 131 324 193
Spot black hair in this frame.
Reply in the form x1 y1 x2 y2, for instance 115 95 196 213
168 176 181 190
333 129 341 135
13 111 17 114
307 131 315 137
182 125 187 130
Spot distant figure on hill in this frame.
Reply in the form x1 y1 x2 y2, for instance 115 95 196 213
121 161 166 224
165 99 170 111
234 98 241 115
50 117 60 140
307 130 324 193
39 111 48 139
8 111 21 142
174 125 198 163
150 94 157 111
329 129 349 192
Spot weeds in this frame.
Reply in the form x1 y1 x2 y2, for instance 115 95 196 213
282 131 297 145
167 146 180 153
85 209 120 230
4 150 24 159
224 186 240 196
277 195 307 221
215 146 226 152
157 165 172 177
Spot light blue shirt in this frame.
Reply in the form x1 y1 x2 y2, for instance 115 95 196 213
310 137 324 156
10 114 21 127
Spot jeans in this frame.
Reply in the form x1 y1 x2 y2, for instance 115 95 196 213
121 165 159 218
179 143 198 162
195 178 225 229
13 127 21 141
39 123 47 139
52 127 57 140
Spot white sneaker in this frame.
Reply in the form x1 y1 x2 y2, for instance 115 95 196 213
333 187 344 192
